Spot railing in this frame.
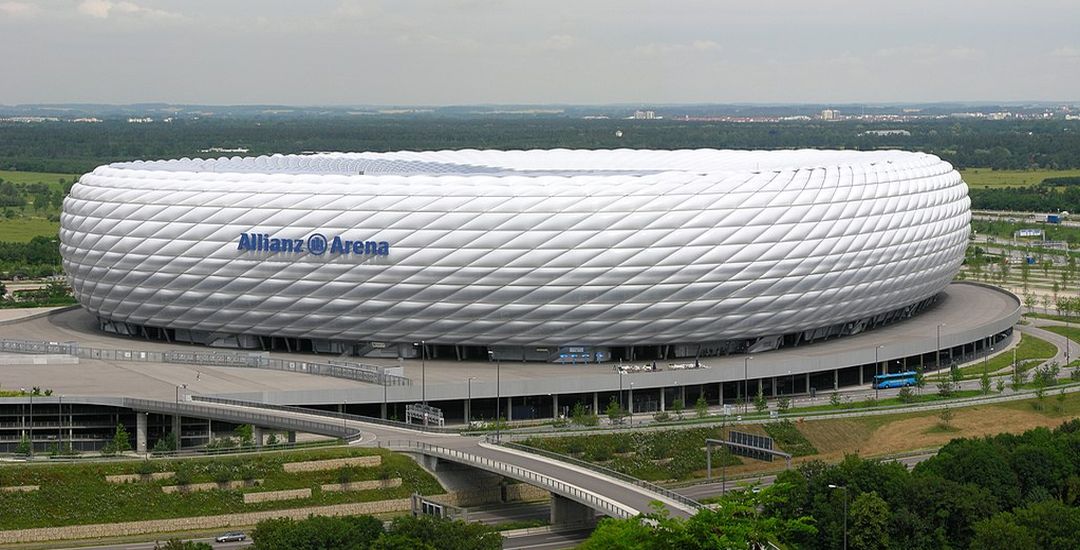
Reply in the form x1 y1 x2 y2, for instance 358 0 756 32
189 395 459 434
496 440 704 512
382 440 634 519
121 397 361 440
0 338 410 386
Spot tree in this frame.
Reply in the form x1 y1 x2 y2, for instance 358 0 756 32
980 370 992 395
830 391 842 407
604 398 625 425
937 379 955 398
897 386 916 403
1011 367 1028 392
111 423 132 453
671 398 685 419
234 424 254 447
938 407 955 429
694 395 708 418
915 366 927 395
776 396 791 414
754 386 767 413
849 491 890 550
996 378 1006 393
14 435 31 456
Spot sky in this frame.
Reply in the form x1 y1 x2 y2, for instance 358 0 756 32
1 0 1078 105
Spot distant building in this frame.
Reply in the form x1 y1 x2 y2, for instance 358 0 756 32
820 109 840 121
633 110 656 120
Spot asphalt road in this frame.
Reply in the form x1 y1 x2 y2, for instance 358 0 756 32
502 528 594 550
53 537 250 550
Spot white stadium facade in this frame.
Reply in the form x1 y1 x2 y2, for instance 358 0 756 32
60 149 972 364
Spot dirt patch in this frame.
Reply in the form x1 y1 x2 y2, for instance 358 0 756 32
861 405 1069 455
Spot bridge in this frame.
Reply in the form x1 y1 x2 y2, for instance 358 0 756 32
35 394 701 523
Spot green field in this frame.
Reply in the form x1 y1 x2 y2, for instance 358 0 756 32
0 170 79 193
960 168 1080 188
0 446 443 530
0 217 59 242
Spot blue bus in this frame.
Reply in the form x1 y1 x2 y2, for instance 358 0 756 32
872 371 918 389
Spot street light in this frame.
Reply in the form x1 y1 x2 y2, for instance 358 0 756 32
629 381 634 428
743 356 753 414
489 350 501 441
874 344 885 400
175 384 187 452
828 484 849 550
57 395 63 453
467 376 477 425
936 323 947 371
413 341 427 406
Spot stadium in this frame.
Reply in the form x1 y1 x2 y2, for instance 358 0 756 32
60 149 971 364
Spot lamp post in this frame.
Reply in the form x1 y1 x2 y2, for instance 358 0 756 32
828 484 849 550
467 376 477 425
383 382 388 420
937 323 947 371
489 350 501 441
629 382 635 428
175 384 186 452
618 371 624 411
414 341 427 406
28 390 33 458
58 395 63 453
743 356 753 414
874 344 885 400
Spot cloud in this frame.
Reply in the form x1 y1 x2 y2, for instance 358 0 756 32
1050 46 1080 58
542 34 576 51
0 1 39 17
634 40 723 56
77 0 182 21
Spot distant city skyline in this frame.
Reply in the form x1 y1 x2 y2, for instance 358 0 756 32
1 1 1078 105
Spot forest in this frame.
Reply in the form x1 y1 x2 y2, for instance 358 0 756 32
2 117 1080 175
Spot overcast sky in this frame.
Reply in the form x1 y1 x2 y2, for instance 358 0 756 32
1 0 1078 105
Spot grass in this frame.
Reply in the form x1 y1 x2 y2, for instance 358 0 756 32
790 390 983 413
0 446 443 530
761 420 818 456
1040 324 1080 345
0 170 79 190
0 217 59 242
520 389 1080 483
960 168 1080 189
928 333 1056 380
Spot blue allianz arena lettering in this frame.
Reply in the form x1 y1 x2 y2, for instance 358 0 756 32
237 233 389 256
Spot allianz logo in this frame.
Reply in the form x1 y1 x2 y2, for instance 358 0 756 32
237 232 390 256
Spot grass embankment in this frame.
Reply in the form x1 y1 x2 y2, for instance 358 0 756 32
790 390 983 413
0 446 442 530
928 333 1056 381
520 428 742 482
522 391 1080 482
961 168 1080 189
0 170 77 189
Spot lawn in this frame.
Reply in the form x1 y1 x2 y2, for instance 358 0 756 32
960 168 1080 189
928 333 1056 380
1040 324 1080 346
0 216 59 242
519 390 1080 483
0 170 79 191
790 390 983 413
0 446 443 530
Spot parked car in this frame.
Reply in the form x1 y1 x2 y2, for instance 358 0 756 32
214 531 247 543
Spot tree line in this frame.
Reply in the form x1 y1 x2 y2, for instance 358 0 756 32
581 419 1080 549
3 118 1080 175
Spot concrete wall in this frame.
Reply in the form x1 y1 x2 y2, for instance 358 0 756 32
320 478 402 492
242 488 312 504
282 455 380 472
0 499 412 545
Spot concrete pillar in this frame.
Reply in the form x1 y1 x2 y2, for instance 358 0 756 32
287 431 296 444
592 392 599 414
718 383 724 405
136 412 148 454
859 366 864 385
463 399 470 424
550 494 593 526
771 377 778 397
552 394 559 419
506 397 513 421
834 369 839 390
381 402 388 420
253 426 264 448
805 373 811 394
679 386 686 405
660 387 666 411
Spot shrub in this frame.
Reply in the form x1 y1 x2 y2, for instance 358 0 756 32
653 411 672 423
695 396 709 418
763 420 818 456
135 460 156 475
14 435 31 456
830 392 842 407
897 386 916 403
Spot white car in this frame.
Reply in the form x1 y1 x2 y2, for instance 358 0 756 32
214 532 246 543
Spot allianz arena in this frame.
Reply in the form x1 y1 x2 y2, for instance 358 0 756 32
59 149 970 363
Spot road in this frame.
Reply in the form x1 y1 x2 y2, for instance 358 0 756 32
53 537 250 550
